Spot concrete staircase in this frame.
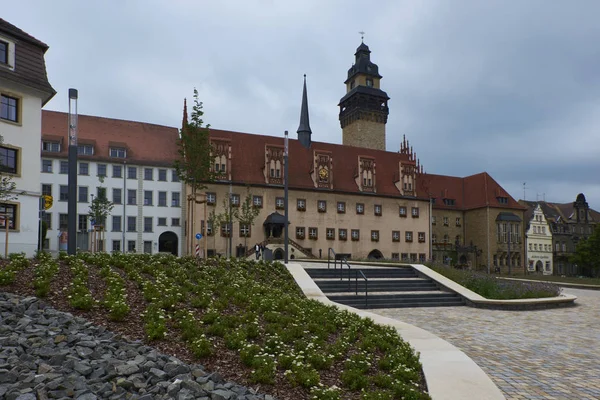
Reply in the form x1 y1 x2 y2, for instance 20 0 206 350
305 266 465 309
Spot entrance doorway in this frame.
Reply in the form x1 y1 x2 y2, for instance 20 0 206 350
367 249 383 260
158 231 178 256
535 260 543 273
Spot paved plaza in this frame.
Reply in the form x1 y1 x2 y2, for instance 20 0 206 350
373 288 600 400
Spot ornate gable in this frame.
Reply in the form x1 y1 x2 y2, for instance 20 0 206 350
311 150 333 189
355 156 376 193
264 144 284 185
210 138 231 181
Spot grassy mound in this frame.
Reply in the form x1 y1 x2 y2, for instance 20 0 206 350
1 252 431 400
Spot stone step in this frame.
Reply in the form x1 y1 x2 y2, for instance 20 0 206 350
338 299 466 309
305 267 417 279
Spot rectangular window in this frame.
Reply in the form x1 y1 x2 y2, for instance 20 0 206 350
172 218 180 226
253 195 263 208
59 213 68 230
109 147 127 158
419 254 426 263
401 253 409 262
77 144 94 155
127 166 137 179
78 214 88 231
0 203 17 230
317 200 327 212
456 217 461 226
143 241 152 254
41 159 52 173
144 190 153 206
297 199 306 211
326 228 335 240
371 230 379 242
112 165 122 178
356 203 364 214
78 162 89 175
443 217 449 226
97 164 107 177
374 204 382 216
339 228 347 241
127 189 136 205
405 231 413 242
158 169 167 181
127 216 136 232
172 170 180 182
59 185 68 201
158 191 167 206
112 188 122 204
276 197 285 210
78 186 88 203
42 141 61 153
41 184 52 197
351 229 360 241
112 240 121 252
144 168 153 180
231 194 240 207
144 217 153 232
410 253 417 263
418 232 426 243
240 223 250 237
0 41 8 64
112 215 122 232
206 192 216 205
337 202 346 213
172 192 181 207
412 207 419 217
0 146 17 175
206 221 213 236
127 240 136 252
399 206 407 217
432 216 436 225
432 234 437 243
296 227 305 239
308 227 318 239
392 253 400 261
392 231 400 242
59 161 69 174
41 211 52 230
157 217 167 226
0 94 18 122
220 223 231 237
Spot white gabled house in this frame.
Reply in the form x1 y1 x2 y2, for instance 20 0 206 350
0 18 55 256
525 204 553 275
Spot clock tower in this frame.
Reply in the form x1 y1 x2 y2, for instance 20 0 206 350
339 41 389 151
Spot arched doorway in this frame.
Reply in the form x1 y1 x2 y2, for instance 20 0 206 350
535 260 543 273
159 231 178 256
367 249 384 260
459 255 468 265
273 248 284 260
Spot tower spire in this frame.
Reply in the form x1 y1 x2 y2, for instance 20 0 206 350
297 74 312 148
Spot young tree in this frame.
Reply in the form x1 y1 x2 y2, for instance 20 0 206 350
88 177 114 231
236 190 260 251
215 198 237 257
173 88 214 195
571 225 600 277
207 209 219 256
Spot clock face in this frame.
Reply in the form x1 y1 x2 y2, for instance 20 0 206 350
319 167 328 180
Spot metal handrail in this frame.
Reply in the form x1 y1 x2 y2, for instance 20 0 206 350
328 248 337 270
355 269 368 307
340 258 352 285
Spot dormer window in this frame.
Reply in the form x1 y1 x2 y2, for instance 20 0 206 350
110 147 127 158
42 141 60 152
78 144 94 155
497 196 508 204
359 157 375 192
0 40 7 64
443 198 455 206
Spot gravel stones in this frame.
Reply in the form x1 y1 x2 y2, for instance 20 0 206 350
0 292 272 399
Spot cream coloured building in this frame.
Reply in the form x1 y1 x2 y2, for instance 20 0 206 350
524 204 553 274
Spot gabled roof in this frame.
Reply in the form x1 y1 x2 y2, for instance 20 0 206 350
518 198 600 225
208 128 420 198
418 172 525 211
0 18 56 104
41 110 179 167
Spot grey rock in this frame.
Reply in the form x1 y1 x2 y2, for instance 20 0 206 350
149 367 167 380
201 380 215 391
73 362 93 376
211 389 233 400
37 363 54 374
0 369 17 383
181 379 207 394
115 363 140 376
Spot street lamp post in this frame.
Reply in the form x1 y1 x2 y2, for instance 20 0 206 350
67 89 78 255
284 131 289 263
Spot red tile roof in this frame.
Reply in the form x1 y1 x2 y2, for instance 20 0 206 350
208 129 421 198
41 110 179 167
418 172 525 211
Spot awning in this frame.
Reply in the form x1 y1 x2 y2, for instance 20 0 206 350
263 212 287 225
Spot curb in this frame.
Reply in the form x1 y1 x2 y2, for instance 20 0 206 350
499 277 600 291
286 262 505 400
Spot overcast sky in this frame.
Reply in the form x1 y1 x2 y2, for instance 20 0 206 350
5 0 600 210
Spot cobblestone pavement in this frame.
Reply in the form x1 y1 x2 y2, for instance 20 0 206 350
372 288 600 400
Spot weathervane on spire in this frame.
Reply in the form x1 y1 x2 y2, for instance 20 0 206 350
359 31 365 42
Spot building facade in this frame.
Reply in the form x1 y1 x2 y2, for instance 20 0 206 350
41 111 184 255
520 195 600 276
523 204 553 275
0 18 55 256
422 173 527 273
